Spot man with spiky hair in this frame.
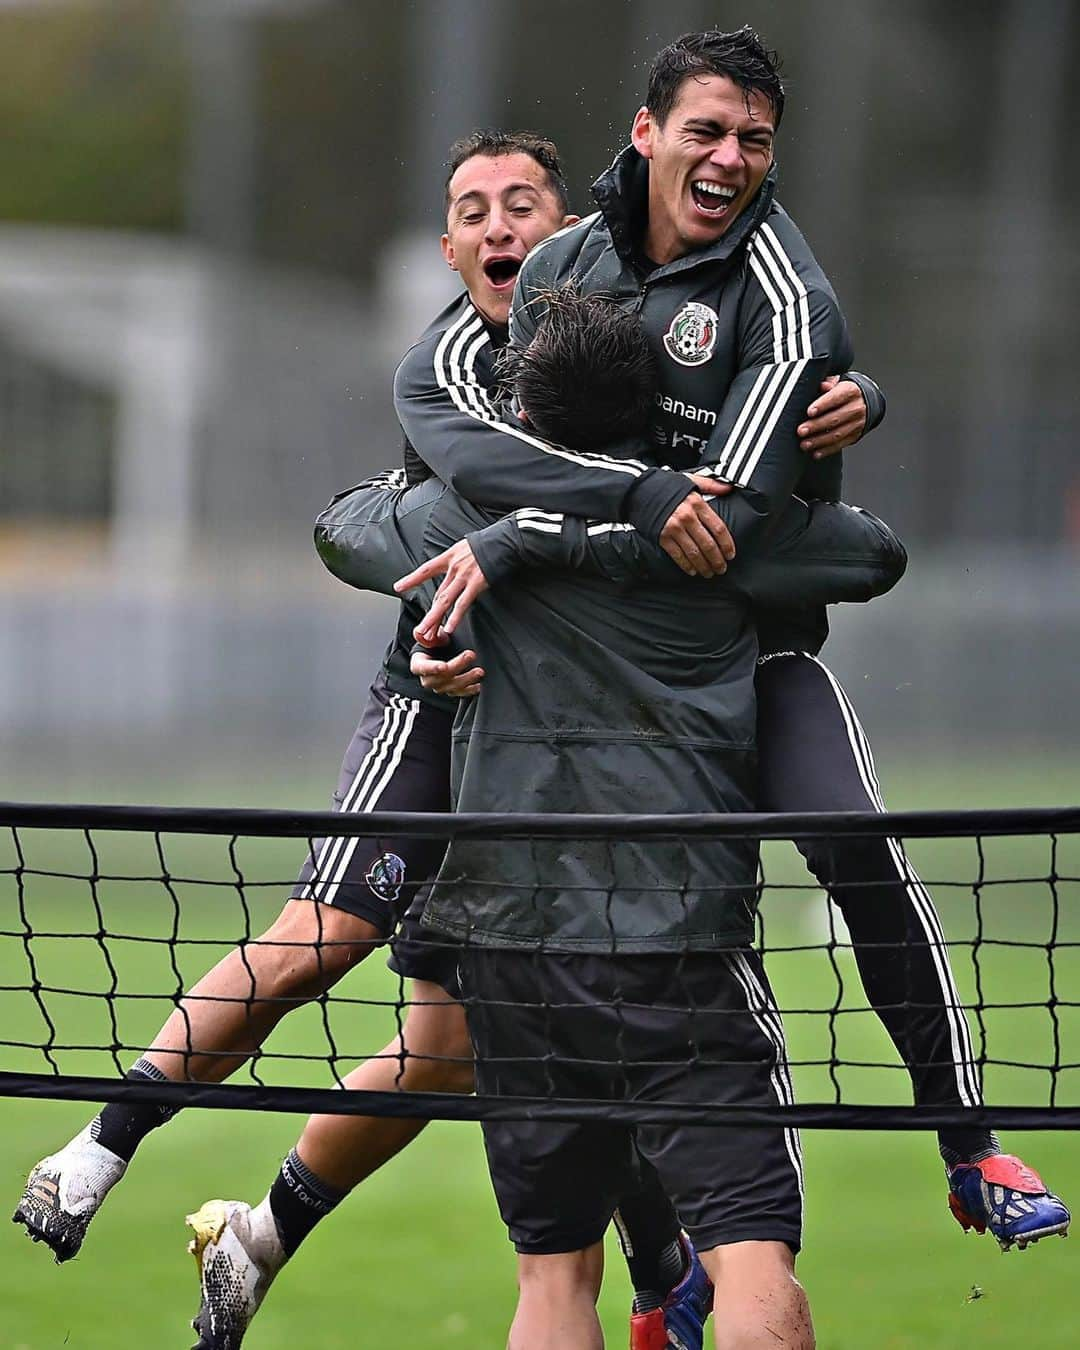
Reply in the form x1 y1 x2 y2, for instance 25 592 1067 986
313 282 906 1350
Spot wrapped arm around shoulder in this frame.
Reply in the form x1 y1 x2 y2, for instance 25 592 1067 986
689 247 854 555
467 495 906 607
392 329 695 542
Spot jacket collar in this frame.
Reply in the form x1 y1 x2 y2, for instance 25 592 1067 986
591 144 777 279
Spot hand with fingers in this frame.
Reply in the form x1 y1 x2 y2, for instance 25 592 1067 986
659 476 736 577
797 375 868 459
409 644 485 698
395 538 490 647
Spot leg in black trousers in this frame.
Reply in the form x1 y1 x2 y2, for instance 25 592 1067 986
754 650 993 1162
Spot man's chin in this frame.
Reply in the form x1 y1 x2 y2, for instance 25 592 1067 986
686 211 735 247
473 286 512 327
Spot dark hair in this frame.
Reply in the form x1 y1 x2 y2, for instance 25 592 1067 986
444 130 569 213
503 286 658 454
646 26 784 128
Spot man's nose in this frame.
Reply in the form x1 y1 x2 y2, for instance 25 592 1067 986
708 131 743 172
485 208 514 241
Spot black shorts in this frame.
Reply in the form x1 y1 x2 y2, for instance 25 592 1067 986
386 896 462 999
291 674 452 941
461 948 803 1257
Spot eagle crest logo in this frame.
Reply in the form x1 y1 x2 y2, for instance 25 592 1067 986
365 851 407 903
663 301 719 367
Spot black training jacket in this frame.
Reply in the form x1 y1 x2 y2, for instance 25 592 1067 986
512 147 871 653
315 469 905 953
391 150 884 679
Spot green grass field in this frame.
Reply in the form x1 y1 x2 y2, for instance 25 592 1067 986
2 753 1078 1348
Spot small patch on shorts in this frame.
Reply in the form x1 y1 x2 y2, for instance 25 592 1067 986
366 851 406 903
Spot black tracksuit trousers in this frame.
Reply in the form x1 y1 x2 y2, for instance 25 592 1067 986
755 651 988 1158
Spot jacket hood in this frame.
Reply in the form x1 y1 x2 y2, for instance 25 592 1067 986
591 144 778 278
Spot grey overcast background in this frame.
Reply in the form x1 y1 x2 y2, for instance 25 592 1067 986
0 0 1076 798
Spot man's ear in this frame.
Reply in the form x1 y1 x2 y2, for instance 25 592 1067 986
560 213 581 229
440 233 457 270
630 105 654 159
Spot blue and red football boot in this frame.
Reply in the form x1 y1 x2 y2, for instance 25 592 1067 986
629 1234 714 1350
948 1153 1070 1252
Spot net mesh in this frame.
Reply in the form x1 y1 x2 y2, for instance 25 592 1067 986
2 801 1078 1128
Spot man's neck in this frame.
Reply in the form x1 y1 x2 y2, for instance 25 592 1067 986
642 181 684 266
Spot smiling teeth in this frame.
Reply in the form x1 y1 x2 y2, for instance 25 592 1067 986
694 182 736 199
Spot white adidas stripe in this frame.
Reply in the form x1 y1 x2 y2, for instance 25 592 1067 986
305 697 407 895
726 950 805 1210
758 224 812 360
586 521 635 536
709 222 815 487
320 697 420 907
303 699 409 902
518 519 563 535
804 655 983 1107
302 694 421 908
431 305 651 478
730 359 810 486
751 225 812 362
720 358 809 486
748 251 795 363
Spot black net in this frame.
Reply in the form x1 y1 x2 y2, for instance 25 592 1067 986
1 801 1078 1128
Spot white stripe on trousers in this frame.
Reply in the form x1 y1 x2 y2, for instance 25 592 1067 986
724 950 805 1214
804 654 983 1107
300 693 421 908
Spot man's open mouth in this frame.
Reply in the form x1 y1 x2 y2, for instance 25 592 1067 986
483 257 522 288
690 181 737 217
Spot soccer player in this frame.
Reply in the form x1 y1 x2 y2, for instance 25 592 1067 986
13 127 870 1346
395 29 1070 1279
183 304 899 1350
303 286 906 1350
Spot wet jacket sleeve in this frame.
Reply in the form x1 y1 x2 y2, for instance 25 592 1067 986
393 318 696 544
313 470 446 599
467 497 906 606
689 232 855 555
843 369 886 433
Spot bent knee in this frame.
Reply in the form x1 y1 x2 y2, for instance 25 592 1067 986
399 994 475 1093
517 1246 603 1301
406 1055 475 1095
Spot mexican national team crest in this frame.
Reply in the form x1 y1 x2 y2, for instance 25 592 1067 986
663 301 719 367
366 851 407 904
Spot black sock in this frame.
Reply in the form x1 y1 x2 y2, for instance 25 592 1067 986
614 1164 684 1313
939 1131 1000 1169
268 1149 347 1258
92 1058 180 1162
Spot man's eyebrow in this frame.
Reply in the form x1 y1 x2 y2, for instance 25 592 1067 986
684 117 774 138
451 182 542 211
451 190 488 211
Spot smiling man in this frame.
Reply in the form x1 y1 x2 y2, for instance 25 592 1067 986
635 63 775 264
